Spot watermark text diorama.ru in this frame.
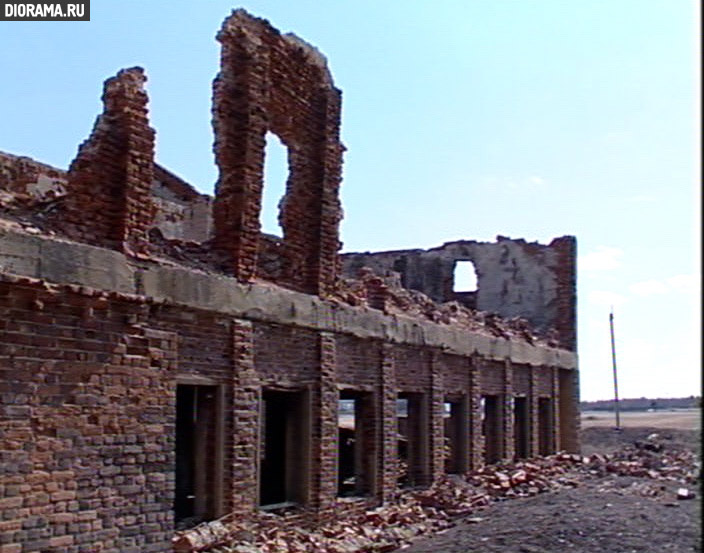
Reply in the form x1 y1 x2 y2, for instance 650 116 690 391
2 1 89 21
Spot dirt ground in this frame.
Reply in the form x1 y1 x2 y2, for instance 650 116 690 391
399 411 701 553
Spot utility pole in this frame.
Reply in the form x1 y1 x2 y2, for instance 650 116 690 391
609 308 621 430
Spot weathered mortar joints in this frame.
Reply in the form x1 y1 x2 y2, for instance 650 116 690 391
212 9 343 295
58 67 157 256
0 9 579 553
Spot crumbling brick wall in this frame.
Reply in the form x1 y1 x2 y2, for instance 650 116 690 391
57 67 156 256
0 151 67 203
342 236 578 350
0 151 213 246
212 9 344 296
0 8 580 551
0 275 176 551
151 165 213 243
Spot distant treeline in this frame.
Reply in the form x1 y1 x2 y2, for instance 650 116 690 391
580 396 700 411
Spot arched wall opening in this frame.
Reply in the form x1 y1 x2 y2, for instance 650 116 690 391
260 132 288 237
451 260 478 309
453 260 478 292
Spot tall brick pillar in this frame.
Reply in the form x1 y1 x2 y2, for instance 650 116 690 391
379 343 398 502
231 319 260 513
315 332 338 516
212 23 268 283
550 236 577 351
529 365 540 457
502 359 515 461
558 368 581 453
429 351 445 482
551 367 561 452
468 355 484 470
61 67 156 255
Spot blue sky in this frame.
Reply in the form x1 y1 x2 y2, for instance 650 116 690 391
1 1 699 401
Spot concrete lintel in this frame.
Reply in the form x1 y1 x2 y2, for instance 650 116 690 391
0 227 577 369
0 229 135 292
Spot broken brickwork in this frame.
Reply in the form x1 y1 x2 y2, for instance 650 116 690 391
212 9 344 296
58 67 157 256
342 236 578 351
0 9 579 552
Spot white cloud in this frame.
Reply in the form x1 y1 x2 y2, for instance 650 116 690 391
629 273 698 297
579 246 623 272
666 274 698 293
588 290 627 308
629 279 669 296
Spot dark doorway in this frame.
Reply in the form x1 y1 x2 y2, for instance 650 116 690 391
482 395 502 464
175 384 219 526
538 397 554 455
514 396 530 459
397 393 429 487
337 391 375 497
259 390 309 507
444 398 468 474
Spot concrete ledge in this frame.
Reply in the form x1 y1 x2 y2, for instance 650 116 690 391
0 227 577 369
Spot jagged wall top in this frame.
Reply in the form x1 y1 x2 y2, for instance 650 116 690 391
217 9 334 86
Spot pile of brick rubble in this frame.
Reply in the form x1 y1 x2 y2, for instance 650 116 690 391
334 269 561 347
173 433 700 553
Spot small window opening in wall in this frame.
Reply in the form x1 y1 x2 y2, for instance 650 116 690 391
261 132 288 237
453 260 478 292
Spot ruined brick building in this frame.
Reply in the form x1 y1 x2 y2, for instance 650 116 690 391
0 10 578 552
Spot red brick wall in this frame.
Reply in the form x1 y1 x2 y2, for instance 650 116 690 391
550 235 577 350
479 360 505 395
58 67 156 256
513 364 531 395
253 323 320 384
438 353 470 397
0 272 576 547
394 346 431 391
0 275 174 552
335 335 381 389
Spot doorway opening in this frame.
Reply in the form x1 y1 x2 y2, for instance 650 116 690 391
337 391 375 497
443 398 468 474
175 384 220 526
538 397 554 455
453 261 478 292
397 393 429 488
514 396 530 459
259 389 309 508
482 394 502 464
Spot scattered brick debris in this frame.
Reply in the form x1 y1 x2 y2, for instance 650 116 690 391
173 433 700 552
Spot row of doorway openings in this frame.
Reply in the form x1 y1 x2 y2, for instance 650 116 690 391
174 386 556 525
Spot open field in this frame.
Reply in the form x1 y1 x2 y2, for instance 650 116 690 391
581 408 700 430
